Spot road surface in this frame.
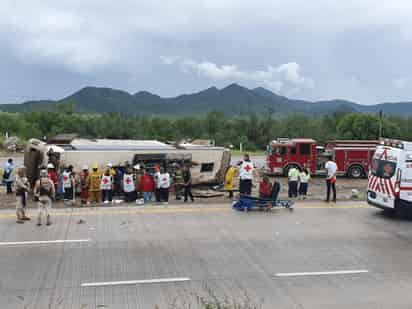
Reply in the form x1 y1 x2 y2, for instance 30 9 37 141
0 202 412 308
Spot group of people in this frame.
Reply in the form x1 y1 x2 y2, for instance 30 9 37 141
287 166 311 199
49 162 195 205
3 160 195 226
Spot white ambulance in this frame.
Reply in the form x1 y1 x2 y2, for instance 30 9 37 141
367 139 412 214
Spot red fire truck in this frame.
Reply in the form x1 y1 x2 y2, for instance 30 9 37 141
266 138 379 178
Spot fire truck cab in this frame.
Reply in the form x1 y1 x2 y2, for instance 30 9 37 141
266 138 378 178
367 139 412 215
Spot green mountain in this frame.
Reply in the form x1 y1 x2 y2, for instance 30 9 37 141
1 84 412 116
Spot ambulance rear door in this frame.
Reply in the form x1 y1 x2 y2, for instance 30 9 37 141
367 147 399 209
399 151 412 203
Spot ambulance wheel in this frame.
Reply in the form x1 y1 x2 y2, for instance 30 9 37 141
348 165 364 178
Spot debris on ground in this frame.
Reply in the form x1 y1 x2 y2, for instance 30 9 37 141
77 219 86 224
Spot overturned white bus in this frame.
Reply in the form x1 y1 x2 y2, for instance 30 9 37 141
24 138 230 186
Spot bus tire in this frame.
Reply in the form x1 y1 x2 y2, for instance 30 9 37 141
348 165 364 178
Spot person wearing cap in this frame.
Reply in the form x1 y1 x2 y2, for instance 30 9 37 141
79 165 89 205
237 154 255 196
88 164 102 205
47 163 58 192
107 163 116 177
15 167 31 224
33 169 55 226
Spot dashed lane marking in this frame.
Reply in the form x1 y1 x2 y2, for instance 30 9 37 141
81 277 191 287
275 269 369 277
0 239 91 246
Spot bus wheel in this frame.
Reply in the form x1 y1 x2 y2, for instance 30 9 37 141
348 165 364 178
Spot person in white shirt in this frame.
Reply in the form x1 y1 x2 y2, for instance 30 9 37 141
237 154 255 196
158 167 171 203
298 168 311 199
325 158 337 202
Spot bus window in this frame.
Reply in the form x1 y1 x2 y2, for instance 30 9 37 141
371 159 396 179
300 144 311 155
277 146 287 155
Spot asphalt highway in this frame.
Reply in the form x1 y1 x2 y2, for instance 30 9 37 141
1 202 412 308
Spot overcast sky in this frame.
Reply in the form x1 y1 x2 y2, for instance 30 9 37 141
2 0 412 104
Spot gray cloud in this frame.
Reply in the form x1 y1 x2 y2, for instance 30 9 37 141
1 0 412 103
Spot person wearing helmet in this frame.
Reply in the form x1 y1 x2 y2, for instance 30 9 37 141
47 163 58 192
101 167 114 204
88 164 101 205
107 163 116 178
33 169 55 226
79 165 89 205
15 166 31 224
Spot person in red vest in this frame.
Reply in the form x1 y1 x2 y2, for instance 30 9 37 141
259 175 272 199
47 163 58 192
141 169 155 204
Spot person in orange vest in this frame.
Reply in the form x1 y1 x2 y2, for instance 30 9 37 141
88 164 101 205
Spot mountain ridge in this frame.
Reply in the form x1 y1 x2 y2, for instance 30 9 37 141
1 83 412 116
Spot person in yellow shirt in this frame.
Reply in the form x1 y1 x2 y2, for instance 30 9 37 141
106 163 116 177
224 165 237 198
88 164 102 205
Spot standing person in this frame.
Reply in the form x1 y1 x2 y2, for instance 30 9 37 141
47 163 58 192
182 165 194 203
62 165 75 203
298 168 311 199
3 158 15 194
325 157 337 203
114 166 124 197
123 168 136 203
15 167 31 223
159 167 171 204
79 165 89 205
173 164 184 200
224 165 237 199
33 169 55 226
153 165 162 203
238 154 255 196
259 176 273 199
134 165 143 204
88 164 102 205
141 169 155 204
287 166 300 198
101 168 114 204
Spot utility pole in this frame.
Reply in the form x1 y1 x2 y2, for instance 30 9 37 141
378 110 383 139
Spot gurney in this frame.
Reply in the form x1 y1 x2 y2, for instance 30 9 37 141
232 181 294 212
232 196 294 212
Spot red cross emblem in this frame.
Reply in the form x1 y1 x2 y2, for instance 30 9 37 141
63 176 68 181
126 177 132 184
244 164 252 172
162 177 167 181
103 177 109 184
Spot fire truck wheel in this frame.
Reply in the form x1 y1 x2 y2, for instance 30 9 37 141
348 165 364 178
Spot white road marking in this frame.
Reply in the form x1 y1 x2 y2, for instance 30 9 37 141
275 270 369 277
0 239 91 246
81 277 191 287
